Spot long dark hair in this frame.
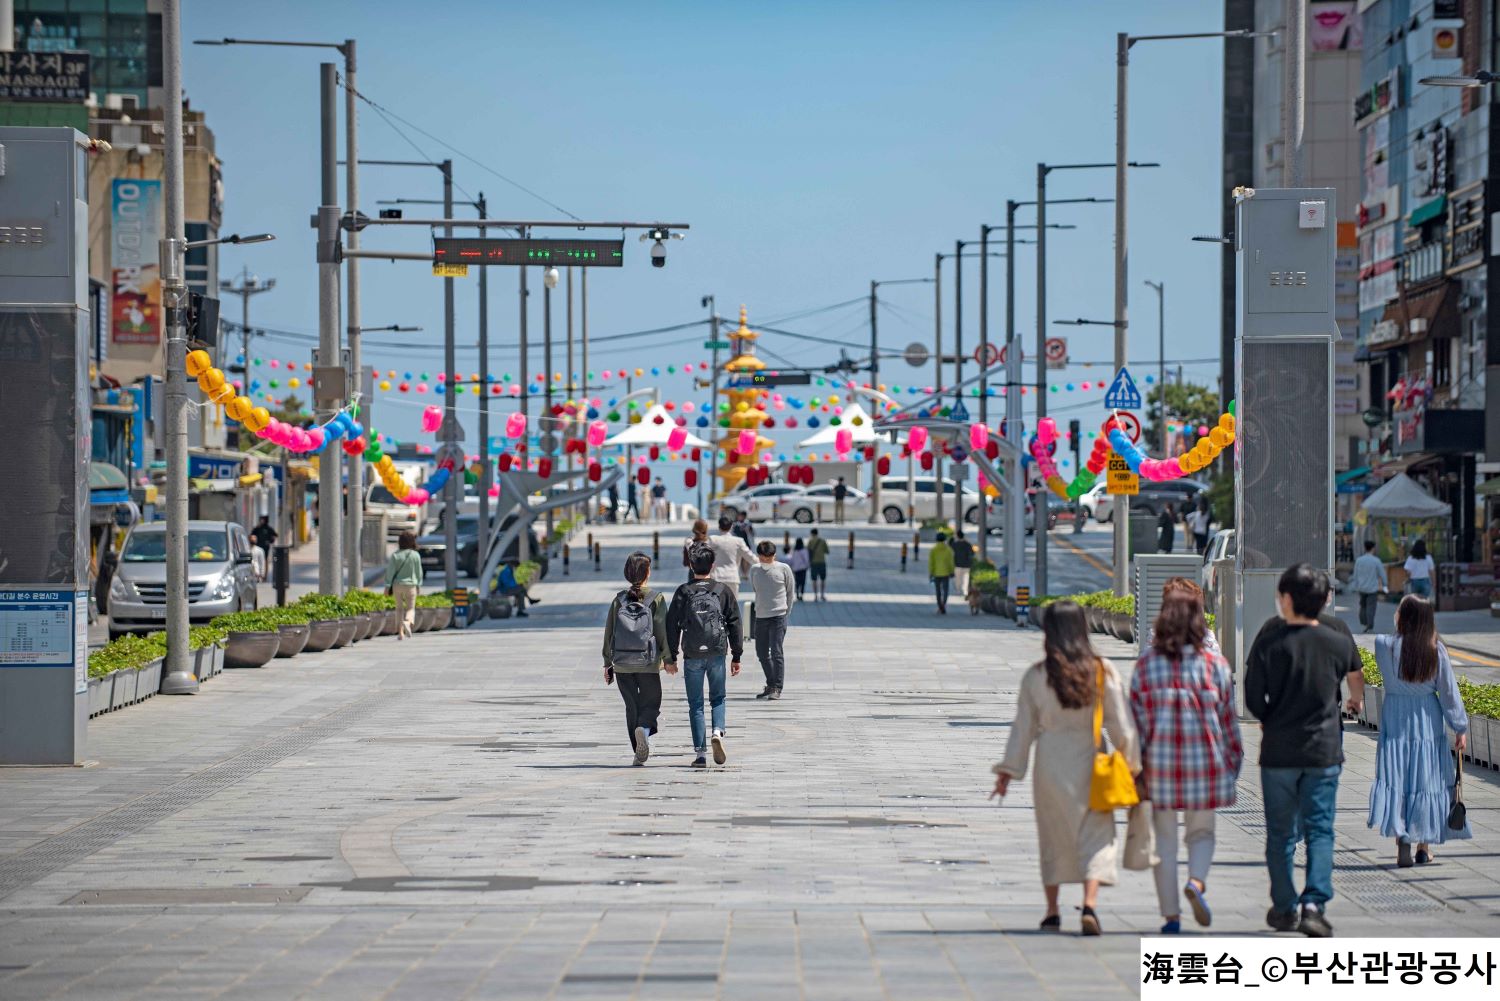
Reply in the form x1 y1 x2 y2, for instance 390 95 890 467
1152 591 1207 662
1041 600 1098 710
1411 538 1429 560
623 551 652 602
1395 594 1439 683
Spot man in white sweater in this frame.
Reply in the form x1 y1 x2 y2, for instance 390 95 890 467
748 540 796 700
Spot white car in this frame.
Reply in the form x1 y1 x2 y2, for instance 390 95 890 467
872 475 985 525
720 483 803 522
774 485 869 524
1080 481 1112 522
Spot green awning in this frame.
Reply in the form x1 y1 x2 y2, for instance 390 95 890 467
1408 195 1446 227
1336 466 1371 485
1477 478 1500 497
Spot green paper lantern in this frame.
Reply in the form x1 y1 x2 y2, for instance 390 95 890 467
607 411 621 422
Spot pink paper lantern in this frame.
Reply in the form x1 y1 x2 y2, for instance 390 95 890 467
908 425 928 452
969 423 989 451
835 428 853 454
505 412 527 439
421 405 443 433
738 429 756 454
587 419 609 447
667 426 688 451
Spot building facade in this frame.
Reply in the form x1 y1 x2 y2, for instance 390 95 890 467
1354 0 1485 561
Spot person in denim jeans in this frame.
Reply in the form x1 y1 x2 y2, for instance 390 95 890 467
664 544 742 767
1245 564 1365 938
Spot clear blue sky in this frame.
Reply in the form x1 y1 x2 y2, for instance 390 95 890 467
186 0 1230 462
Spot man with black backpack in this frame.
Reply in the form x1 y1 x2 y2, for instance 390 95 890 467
664 543 743 767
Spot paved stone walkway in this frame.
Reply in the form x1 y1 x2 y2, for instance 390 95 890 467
4 523 1499 1000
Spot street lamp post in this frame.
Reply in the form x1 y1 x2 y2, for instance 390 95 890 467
870 277 934 525
1113 28 1266 592
1144 280 1166 454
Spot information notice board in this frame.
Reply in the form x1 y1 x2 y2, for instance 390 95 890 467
0 588 88 694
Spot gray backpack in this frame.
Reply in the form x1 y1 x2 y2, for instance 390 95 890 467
612 591 657 668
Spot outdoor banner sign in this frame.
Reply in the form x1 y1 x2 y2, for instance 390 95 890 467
0 50 89 102
111 179 163 346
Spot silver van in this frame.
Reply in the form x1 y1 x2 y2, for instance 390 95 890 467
107 520 259 637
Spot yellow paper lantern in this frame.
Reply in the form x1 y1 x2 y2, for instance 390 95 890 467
196 368 225 394
185 349 212 377
245 407 271 432
1218 413 1235 433
208 382 236 404
379 379 391 391
226 396 253 422
1209 427 1229 448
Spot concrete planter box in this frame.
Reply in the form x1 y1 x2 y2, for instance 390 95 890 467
304 618 341 652
108 669 133 710
276 623 310 658
87 676 107 717
434 607 453 630
381 609 400 635
415 607 435 632
1365 685 1383 730
224 631 281 669
331 617 358 648
1468 715 1496 770
1086 607 1104 633
138 658 162 698
207 642 225 676
355 613 375 641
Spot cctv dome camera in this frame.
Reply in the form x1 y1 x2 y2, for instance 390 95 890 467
544 267 560 289
650 241 666 268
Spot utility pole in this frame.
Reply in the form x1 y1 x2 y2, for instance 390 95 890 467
1145 280 1165 454
159 0 196 694
544 268 554 542
342 37 363 592
977 227 990 560
439 159 457 592
1004 204 1025 583
581 268 589 522
704 295 719 509
517 231 530 562
869 280 880 524
314 62 343 595
477 193 491 566
566 266 575 523
1112 32 1131 595
1034 166 1050 600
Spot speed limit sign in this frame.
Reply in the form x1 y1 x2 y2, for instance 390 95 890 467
975 342 1001 366
1115 411 1142 443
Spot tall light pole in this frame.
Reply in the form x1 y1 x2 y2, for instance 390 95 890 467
1144 280 1166 455
1113 28 1266 592
194 36 360 593
702 295 719 510
870 277 934 524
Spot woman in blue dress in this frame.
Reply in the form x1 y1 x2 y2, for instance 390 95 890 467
1368 595 1470 866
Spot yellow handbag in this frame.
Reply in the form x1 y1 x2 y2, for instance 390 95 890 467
1088 662 1140 812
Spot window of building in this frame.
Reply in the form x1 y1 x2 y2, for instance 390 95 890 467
1433 336 1452 388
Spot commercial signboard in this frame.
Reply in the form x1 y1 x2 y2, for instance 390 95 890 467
0 50 89 102
110 180 162 347
1354 68 1400 128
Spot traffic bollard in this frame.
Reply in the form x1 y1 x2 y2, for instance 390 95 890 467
587 531 594 553
912 531 920 558
563 544 570 575
653 531 660 563
901 542 908 572
847 531 855 569
594 541 602 571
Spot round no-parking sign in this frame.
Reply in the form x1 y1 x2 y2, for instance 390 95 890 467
1115 411 1142 443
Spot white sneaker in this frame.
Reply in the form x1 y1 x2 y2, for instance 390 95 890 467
633 726 650 764
711 731 727 765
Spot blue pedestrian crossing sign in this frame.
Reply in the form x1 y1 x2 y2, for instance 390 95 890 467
1103 367 1142 410
948 398 970 423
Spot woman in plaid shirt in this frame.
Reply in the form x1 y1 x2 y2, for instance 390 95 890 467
1130 589 1244 935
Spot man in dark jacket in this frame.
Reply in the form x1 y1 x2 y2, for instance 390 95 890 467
1245 563 1365 939
664 542 743 767
950 530 975 600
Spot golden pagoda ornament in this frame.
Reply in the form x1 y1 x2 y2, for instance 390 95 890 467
715 306 774 493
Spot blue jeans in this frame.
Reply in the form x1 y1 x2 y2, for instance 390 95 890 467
1407 578 1431 597
683 656 727 754
1261 764 1341 912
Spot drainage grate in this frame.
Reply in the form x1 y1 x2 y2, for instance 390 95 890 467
0 691 398 902
564 973 717 984
62 887 311 905
1221 786 1446 914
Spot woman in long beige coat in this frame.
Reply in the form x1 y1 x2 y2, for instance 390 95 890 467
991 600 1140 936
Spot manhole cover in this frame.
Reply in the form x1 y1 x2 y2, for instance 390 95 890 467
63 887 311 905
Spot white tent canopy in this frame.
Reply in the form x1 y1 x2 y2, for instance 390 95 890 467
1361 472 1451 519
602 404 713 448
797 402 878 449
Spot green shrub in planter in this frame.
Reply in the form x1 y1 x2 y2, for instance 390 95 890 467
343 588 395 613
513 561 541 587
415 592 454 609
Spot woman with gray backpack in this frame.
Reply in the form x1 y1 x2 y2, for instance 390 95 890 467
602 551 673 765
664 542 743 767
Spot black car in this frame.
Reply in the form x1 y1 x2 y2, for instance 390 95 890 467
417 513 547 579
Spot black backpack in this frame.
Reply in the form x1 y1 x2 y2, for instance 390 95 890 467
682 582 727 656
612 591 658 668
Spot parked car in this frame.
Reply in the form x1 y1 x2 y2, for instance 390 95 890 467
775 484 870 524
1201 528 1236 607
720 483 803 521
873 475 984 525
1081 478 1208 521
420 511 547 579
983 494 1036 535
107 520 259 637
